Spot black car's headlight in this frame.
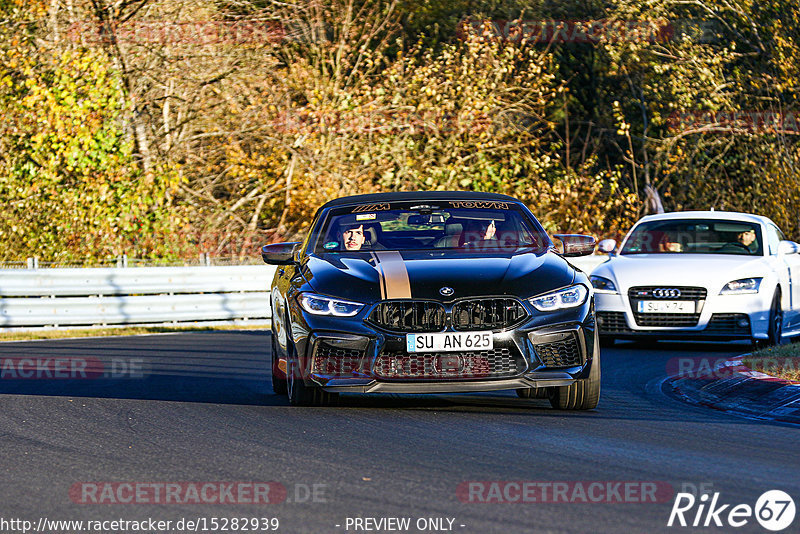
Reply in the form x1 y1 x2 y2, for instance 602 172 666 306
529 284 589 312
298 293 364 316
719 278 762 295
589 275 618 294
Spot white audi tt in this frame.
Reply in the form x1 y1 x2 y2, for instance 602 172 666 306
590 211 800 346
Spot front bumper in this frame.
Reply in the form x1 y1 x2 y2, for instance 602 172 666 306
321 375 577 394
288 299 598 394
595 290 771 340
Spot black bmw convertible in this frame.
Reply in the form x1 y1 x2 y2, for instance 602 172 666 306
262 191 601 409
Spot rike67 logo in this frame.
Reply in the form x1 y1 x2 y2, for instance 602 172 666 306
668 490 796 531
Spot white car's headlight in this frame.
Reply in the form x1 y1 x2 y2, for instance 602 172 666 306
298 293 364 316
529 284 589 312
719 278 762 295
589 275 618 294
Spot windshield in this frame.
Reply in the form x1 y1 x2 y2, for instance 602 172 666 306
621 219 763 256
312 200 548 253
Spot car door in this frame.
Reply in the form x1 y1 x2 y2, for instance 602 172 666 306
767 224 800 327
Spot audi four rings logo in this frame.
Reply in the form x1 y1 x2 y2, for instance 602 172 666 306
653 288 681 298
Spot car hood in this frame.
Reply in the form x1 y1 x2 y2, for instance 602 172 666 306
301 250 575 303
592 254 769 292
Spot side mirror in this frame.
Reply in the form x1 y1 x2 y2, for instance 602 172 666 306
777 240 800 255
261 242 300 265
597 239 617 255
553 234 596 257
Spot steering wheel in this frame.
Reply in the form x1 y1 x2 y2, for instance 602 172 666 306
725 242 753 253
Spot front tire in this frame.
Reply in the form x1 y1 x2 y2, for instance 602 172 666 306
285 335 338 407
287 359 314 406
516 388 549 399
270 332 287 395
756 292 783 348
549 335 601 410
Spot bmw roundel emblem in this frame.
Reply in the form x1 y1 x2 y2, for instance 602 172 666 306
439 287 454 297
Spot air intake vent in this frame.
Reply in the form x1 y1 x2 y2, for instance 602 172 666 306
532 332 583 368
373 348 524 379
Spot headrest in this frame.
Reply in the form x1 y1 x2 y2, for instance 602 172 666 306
363 226 378 246
446 221 463 235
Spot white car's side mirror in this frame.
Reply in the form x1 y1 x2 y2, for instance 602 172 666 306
777 240 800 255
597 239 617 254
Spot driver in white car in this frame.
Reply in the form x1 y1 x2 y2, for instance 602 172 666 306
719 228 758 254
737 229 757 251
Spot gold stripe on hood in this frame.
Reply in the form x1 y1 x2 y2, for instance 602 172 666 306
372 251 411 299
370 252 387 300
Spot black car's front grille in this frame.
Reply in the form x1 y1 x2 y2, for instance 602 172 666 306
451 298 528 331
532 332 583 368
373 348 525 379
311 341 367 377
369 298 529 332
596 311 633 334
704 313 751 336
628 286 706 327
369 301 446 332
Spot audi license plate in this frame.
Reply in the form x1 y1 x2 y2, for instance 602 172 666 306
637 300 695 313
406 332 493 352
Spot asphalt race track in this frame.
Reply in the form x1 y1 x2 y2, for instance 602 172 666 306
0 331 798 534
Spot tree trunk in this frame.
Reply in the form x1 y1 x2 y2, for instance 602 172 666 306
644 184 664 214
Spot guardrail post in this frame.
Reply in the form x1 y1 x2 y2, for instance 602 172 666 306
200 252 211 266
116 254 128 268
26 257 39 269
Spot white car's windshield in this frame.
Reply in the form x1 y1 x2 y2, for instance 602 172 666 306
621 219 762 256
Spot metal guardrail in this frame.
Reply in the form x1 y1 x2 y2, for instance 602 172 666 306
0 265 277 328
1 254 263 270
0 266 276 297
0 256 607 329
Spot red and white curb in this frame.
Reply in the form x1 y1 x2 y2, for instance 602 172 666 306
668 354 800 425
718 356 800 385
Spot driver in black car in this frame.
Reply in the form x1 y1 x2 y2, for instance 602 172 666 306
337 222 385 251
339 223 366 251
719 228 758 254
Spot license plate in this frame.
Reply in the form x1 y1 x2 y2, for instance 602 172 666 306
406 332 493 352
637 300 695 313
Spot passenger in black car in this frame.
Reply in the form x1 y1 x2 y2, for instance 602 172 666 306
461 219 497 246
481 220 497 240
